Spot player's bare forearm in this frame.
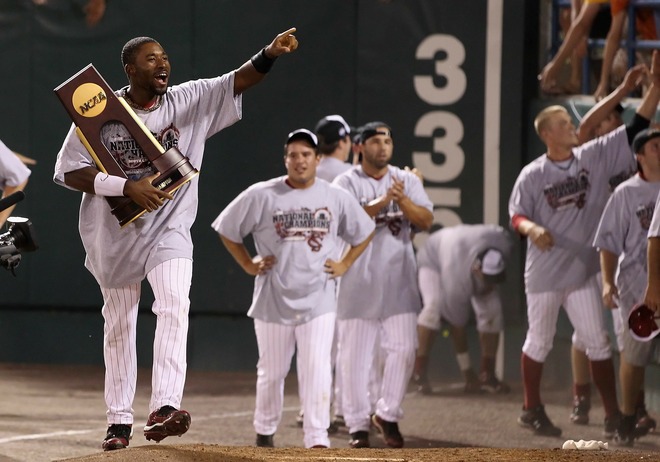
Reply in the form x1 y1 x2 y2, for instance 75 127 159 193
396 197 433 231
364 195 390 218
325 231 374 278
579 64 645 143
637 50 660 121
220 235 260 276
645 237 660 312
64 166 100 194
516 218 554 251
233 27 298 95
599 249 619 308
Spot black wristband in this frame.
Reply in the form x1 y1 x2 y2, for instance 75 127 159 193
250 48 277 74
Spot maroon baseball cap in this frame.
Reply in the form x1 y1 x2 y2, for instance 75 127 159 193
628 303 660 342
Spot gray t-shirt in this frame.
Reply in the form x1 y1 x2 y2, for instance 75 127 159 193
333 165 434 320
54 73 242 288
417 224 513 308
594 174 659 310
509 126 635 293
0 140 30 190
316 157 353 183
212 176 375 325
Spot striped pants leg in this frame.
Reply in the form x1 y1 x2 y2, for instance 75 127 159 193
376 313 418 422
101 281 141 425
146 258 192 413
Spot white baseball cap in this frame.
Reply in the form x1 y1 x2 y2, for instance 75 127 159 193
478 249 506 284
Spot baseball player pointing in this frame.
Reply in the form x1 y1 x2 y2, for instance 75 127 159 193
54 28 299 451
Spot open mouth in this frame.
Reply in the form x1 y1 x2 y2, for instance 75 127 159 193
155 72 168 84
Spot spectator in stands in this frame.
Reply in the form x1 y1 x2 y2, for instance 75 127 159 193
593 0 659 101
539 0 611 95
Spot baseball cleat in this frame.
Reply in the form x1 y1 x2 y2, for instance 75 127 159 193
372 414 404 448
143 405 191 442
102 423 132 451
569 395 590 425
518 405 562 437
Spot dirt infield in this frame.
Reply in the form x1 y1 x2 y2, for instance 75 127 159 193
0 363 657 462
59 445 660 462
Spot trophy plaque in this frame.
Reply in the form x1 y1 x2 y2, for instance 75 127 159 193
54 64 199 227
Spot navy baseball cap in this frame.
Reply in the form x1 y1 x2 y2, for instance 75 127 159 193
477 249 506 284
360 121 392 142
632 128 660 154
285 129 318 148
315 115 351 146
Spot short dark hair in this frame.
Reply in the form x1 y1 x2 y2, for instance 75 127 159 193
121 37 158 67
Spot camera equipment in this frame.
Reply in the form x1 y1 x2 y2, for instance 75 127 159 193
0 191 38 275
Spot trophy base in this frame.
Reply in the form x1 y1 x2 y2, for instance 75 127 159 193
108 147 199 227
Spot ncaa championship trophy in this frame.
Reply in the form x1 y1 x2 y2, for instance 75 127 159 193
54 64 198 227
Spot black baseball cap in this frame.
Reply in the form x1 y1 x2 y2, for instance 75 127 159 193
315 115 351 146
360 121 393 142
632 128 660 154
285 129 318 148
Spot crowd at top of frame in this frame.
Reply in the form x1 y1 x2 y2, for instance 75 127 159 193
539 0 660 100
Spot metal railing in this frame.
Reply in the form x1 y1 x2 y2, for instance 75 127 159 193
550 0 660 94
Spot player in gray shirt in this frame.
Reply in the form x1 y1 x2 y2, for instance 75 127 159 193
509 52 660 437
412 224 513 395
53 29 299 451
595 128 660 445
213 129 374 448
333 121 433 449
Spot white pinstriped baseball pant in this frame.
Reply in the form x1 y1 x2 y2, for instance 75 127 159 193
101 258 192 425
337 313 418 433
253 312 336 448
523 274 612 362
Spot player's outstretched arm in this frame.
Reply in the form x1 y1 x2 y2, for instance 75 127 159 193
578 64 646 144
233 27 299 96
636 50 660 121
220 234 275 276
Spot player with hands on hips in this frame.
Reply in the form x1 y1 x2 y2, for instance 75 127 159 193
212 129 374 449
53 28 298 452
508 51 660 439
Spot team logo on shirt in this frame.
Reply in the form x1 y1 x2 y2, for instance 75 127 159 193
101 122 181 181
543 169 590 210
273 207 332 251
608 169 634 193
360 198 404 236
636 203 655 230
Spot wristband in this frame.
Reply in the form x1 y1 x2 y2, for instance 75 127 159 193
456 352 471 372
94 172 127 197
250 48 276 74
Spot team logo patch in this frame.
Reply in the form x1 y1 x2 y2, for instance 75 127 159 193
273 207 332 252
543 169 590 210
636 203 654 230
101 121 181 180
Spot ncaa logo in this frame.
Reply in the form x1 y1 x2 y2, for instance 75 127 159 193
72 83 107 118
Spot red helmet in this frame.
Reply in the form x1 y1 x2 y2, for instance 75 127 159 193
628 304 660 342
